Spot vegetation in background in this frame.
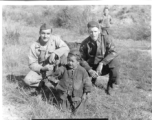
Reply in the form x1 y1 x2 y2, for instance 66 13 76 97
3 5 151 41
2 5 152 120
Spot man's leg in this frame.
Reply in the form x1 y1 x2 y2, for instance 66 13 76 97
92 64 109 88
24 70 42 87
106 58 120 94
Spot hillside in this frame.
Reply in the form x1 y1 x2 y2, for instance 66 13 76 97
2 5 152 120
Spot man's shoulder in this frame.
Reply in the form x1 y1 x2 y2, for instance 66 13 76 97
51 34 61 41
101 34 109 39
81 36 90 45
30 40 40 48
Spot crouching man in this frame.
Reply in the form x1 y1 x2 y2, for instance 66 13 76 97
80 21 120 95
55 49 92 115
24 23 70 91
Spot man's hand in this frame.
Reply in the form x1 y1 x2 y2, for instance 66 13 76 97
40 65 54 72
41 66 49 72
88 69 98 78
49 53 58 64
96 62 103 75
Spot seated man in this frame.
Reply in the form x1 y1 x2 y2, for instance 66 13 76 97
80 21 119 95
24 23 70 92
55 49 92 115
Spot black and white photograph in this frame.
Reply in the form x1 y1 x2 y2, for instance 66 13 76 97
1 1 152 120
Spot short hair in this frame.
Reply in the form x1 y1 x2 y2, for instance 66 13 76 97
87 21 100 29
68 49 81 61
103 7 109 13
39 23 52 33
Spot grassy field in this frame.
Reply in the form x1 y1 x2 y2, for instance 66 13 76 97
2 5 152 120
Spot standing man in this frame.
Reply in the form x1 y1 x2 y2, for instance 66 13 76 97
80 21 119 95
24 23 70 89
98 7 112 35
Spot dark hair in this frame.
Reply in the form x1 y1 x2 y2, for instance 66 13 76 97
68 49 81 61
103 7 109 13
39 23 52 33
87 21 100 29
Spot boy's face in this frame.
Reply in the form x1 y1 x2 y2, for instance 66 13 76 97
67 55 79 69
39 29 51 43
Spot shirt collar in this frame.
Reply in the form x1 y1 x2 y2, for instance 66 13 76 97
89 34 101 43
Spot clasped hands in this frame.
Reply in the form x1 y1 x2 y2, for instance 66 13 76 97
88 62 103 78
40 53 59 72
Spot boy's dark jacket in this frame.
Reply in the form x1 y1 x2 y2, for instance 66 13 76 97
55 64 92 99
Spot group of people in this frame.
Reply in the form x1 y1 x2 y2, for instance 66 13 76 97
24 7 120 115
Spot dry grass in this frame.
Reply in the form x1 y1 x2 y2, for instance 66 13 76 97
3 35 152 120
2 5 152 120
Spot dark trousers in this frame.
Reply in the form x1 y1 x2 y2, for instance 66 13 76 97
91 57 120 89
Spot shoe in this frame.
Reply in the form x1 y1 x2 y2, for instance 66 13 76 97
29 87 41 96
105 86 112 95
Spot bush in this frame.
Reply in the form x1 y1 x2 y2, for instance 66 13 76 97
111 5 151 40
4 28 20 45
3 5 151 40
55 6 95 34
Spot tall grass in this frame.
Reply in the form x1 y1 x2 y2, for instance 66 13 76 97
2 5 152 120
3 38 152 119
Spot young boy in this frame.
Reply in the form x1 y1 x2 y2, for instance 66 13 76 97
55 49 92 115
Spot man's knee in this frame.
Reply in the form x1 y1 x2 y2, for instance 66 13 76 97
24 71 42 87
109 66 120 84
60 54 67 65
24 75 32 86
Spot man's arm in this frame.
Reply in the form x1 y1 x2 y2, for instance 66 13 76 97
109 15 113 25
79 41 92 71
100 35 118 65
83 69 92 94
53 36 70 57
28 44 43 73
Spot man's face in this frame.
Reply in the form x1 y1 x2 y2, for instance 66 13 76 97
40 29 51 43
104 9 109 15
67 55 78 69
88 27 100 41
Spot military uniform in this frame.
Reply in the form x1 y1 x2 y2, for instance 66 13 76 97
24 35 70 87
55 64 92 114
80 34 119 93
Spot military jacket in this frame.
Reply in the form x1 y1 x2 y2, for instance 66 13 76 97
80 34 117 71
28 35 70 73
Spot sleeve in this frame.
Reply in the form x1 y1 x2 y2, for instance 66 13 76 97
28 44 43 73
83 69 92 93
101 36 118 65
79 41 92 71
53 66 65 79
53 36 70 57
109 16 113 24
